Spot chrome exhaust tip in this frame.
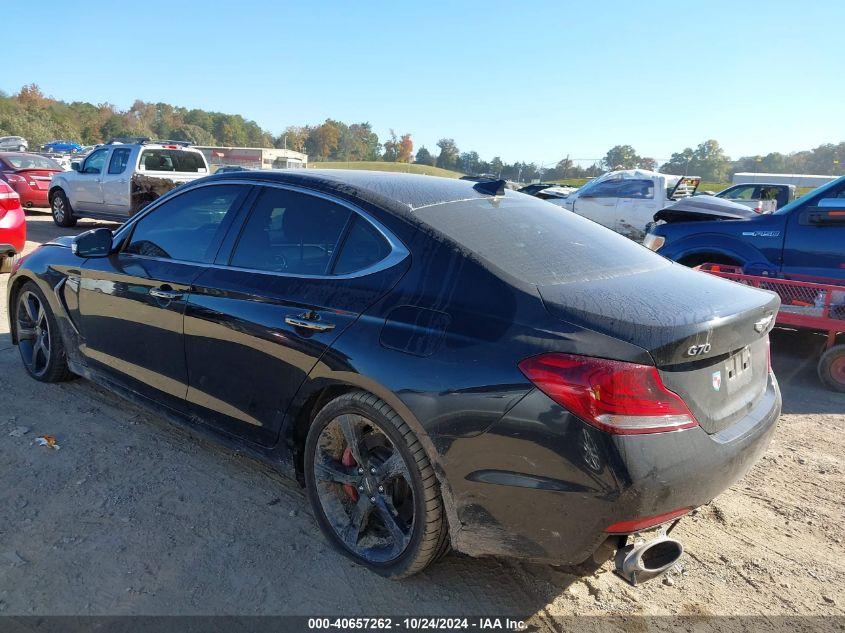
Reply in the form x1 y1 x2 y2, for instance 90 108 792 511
614 535 683 586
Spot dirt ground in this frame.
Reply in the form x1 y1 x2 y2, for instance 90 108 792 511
0 214 843 627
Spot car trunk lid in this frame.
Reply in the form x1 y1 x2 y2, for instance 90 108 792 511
538 263 779 434
14 169 60 190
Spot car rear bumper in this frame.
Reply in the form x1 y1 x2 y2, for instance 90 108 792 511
10 183 49 207
440 373 781 565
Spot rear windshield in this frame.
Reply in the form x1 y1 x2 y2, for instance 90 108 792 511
139 149 207 173
414 194 666 285
2 154 62 170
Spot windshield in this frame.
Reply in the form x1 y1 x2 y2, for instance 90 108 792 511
414 193 667 285
3 154 62 170
774 176 845 215
139 149 207 173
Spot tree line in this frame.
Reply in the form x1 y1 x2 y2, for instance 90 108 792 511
2 85 844 183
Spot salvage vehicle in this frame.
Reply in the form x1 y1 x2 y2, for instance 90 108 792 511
48 140 209 226
0 153 64 208
644 175 845 281
7 171 781 582
518 182 577 200
548 169 700 240
0 181 26 273
712 183 796 214
0 136 28 152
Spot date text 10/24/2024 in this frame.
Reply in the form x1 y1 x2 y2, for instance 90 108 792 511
307 618 528 631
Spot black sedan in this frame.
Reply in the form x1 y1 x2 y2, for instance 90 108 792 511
6 170 781 580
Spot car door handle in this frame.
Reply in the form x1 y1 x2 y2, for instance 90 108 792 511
285 313 335 332
149 287 183 301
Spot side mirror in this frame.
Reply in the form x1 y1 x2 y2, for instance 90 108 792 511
72 228 113 258
71 161 81 172
807 199 845 225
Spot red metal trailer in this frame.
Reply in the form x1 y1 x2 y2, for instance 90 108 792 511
698 264 845 392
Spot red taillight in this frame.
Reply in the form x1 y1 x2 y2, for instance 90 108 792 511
518 353 699 434
4 173 26 184
605 507 692 534
0 181 21 214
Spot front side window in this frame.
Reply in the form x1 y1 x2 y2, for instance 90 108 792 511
584 179 624 197
108 148 131 175
124 185 245 263
230 188 351 275
721 185 756 199
616 179 654 199
82 149 108 174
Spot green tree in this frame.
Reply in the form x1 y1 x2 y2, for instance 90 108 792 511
602 145 640 170
436 138 459 170
415 146 435 166
663 140 730 180
382 129 399 161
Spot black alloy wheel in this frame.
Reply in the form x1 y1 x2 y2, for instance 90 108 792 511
15 283 73 382
304 392 449 578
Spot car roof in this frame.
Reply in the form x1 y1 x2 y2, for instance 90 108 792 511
205 169 500 212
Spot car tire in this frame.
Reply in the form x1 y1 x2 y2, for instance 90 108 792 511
13 281 74 383
304 391 449 579
50 190 77 227
818 344 845 393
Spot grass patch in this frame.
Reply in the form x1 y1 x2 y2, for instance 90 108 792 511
310 161 463 178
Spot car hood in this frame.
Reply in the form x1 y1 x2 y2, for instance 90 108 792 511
654 196 757 223
46 235 75 248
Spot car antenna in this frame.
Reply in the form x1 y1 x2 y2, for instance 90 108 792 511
473 179 506 196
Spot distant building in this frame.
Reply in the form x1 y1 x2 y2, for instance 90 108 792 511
732 172 837 188
195 146 307 171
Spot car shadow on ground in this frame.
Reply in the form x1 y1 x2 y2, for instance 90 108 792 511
23 209 121 245
770 328 844 415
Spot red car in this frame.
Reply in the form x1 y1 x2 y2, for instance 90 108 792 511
0 180 26 272
0 152 63 209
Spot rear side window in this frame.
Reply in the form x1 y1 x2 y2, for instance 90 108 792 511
108 148 131 174
230 188 351 275
414 195 665 285
333 216 391 274
1 154 61 170
139 149 207 173
125 185 245 263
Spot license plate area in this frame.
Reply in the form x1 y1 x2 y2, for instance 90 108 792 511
725 346 753 392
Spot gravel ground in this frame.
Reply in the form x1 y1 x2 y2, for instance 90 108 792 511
0 213 843 627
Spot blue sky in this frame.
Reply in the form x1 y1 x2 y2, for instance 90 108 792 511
4 0 843 165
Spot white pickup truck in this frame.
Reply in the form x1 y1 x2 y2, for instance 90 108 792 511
48 141 209 226
548 169 700 240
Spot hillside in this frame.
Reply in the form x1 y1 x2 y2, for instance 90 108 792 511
310 161 463 178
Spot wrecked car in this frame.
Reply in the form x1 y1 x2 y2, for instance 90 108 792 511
48 140 209 226
644 175 845 281
548 169 700 240
9 171 780 582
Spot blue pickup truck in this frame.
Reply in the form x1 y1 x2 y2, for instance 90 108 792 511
643 176 845 281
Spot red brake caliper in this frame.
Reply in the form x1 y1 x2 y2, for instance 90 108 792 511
341 447 359 502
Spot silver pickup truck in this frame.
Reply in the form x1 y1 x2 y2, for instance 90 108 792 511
48 140 209 226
